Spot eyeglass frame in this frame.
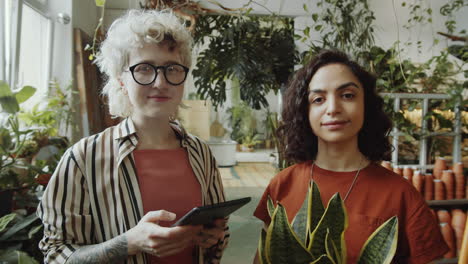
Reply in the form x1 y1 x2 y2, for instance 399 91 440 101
127 62 190 86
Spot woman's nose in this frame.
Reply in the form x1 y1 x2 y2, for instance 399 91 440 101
326 97 341 116
153 69 167 88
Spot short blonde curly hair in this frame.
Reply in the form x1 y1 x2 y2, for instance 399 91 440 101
95 9 193 118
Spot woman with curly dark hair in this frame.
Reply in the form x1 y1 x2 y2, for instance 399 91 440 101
253 50 447 263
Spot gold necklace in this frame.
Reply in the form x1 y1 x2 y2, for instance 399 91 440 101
310 158 364 202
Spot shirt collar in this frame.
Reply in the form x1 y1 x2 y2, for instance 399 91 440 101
114 117 188 146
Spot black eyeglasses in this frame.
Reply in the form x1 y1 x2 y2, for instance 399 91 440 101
128 63 189 86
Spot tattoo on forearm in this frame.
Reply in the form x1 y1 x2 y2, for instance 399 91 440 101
67 234 128 264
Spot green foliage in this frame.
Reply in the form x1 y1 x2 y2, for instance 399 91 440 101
259 182 398 264
18 80 78 137
302 0 376 63
193 15 297 110
439 0 467 34
0 213 43 263
227 102 257 144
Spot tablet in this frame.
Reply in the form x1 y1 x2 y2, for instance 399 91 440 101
171 197 251 227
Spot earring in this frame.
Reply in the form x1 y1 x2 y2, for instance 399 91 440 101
169 114 176 122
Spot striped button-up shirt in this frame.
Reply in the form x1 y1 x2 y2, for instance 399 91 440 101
37 118 228 263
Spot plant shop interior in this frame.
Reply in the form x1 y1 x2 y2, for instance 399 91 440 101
1 0 467 263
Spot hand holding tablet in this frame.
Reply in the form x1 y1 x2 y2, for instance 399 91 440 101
171 197 251 227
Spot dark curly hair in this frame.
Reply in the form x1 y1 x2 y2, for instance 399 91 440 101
278 49 392 163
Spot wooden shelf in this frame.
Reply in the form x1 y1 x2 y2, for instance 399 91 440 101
427 199 468 209
434 258 458 264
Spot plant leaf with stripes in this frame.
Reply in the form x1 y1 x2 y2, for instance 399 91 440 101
309 181 325 240
265 204 313 264
325 228 340 264
267 196 275 217
258 228 269 264
309 193 347 262
357 216 398 264
292 185 312 245
310 254 334 264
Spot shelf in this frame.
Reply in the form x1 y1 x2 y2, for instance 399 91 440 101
427 199 468 209
434 258 458 264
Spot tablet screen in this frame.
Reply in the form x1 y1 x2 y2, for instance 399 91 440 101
171 197 251 226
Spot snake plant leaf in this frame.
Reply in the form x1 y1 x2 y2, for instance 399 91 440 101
356 216 398 264
310 254 334 264
292 185 312 245
0 213 39 241
0 213 16 233
325 228 340 264
309 181 325 238
266 204 313 264
267 196 275 217
14 86 36 104
309 193 347 262
258 228 269 264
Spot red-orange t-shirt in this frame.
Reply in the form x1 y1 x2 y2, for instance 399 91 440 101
254 162 448 264
134 148 202 264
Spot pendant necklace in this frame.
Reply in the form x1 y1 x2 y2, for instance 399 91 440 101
310 157 364 202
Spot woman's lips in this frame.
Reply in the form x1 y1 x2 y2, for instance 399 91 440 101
148 96 170 102
321 120 349 130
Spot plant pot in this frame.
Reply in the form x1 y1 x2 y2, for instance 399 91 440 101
240 144 254 152
0 189 14 217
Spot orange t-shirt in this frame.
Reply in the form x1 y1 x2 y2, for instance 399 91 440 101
134 148 202 264
254 162 448 264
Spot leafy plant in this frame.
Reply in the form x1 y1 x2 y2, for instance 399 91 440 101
259 182 398 264
18 80 78 137
0 81 72 263
193 15 297 110
227 102 257 144
0 212 43 264
301 0 376 63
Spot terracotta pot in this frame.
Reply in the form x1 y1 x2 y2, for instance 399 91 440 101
424 174 434 201
393 166 403 176
433 157 447 179
441 170 455 200
412 171 424 195
440 222 457 258
437 210 451 224
434 179 446 200
451 209 466 252
452 162 463 176
454 165 466 199
381 161 392 171
403 166 414 181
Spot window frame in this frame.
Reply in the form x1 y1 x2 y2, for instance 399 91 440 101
4 0 53 93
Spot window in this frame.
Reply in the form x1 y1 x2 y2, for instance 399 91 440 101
1 0 52 105
17 3 52 100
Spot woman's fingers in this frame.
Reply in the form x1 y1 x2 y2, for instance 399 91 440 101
151 236 195 257
141 210 176 224
194 226 225 248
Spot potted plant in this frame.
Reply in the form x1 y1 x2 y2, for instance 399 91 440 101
0 80 72 262
259 182 398 264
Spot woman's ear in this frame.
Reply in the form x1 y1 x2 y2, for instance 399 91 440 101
117 78 128 95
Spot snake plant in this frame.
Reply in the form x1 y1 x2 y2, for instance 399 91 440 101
258 182 398 264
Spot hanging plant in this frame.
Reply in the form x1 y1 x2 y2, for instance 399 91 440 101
192 15 297 110
300 0 376 63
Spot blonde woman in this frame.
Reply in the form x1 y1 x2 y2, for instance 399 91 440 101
38 10 227 264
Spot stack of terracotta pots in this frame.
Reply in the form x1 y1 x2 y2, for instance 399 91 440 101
381 157 467 200
382 158 467 259
436 209 467 258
